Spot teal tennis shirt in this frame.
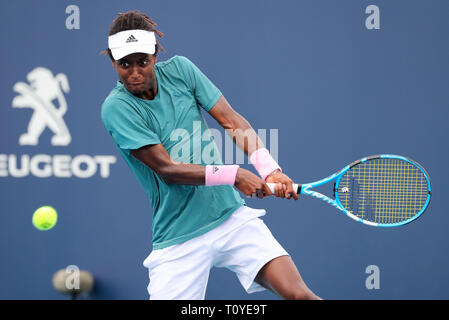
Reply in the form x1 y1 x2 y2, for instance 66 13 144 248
101 55 245 249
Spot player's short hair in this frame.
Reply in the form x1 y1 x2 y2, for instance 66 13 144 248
103 10 165 60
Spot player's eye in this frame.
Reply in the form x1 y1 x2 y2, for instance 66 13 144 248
140 59 148 66
119 60 129 68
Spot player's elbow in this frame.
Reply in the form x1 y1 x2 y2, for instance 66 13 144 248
225 113 250 131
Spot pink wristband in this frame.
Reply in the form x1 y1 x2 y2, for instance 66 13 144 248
249 148 281 181
205 165 239 186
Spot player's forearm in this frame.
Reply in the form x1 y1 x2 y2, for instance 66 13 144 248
157 162 206 185
224 114 265 157
159 163 242 188
209 96 265 156
131 144 206 185
131 144 239 186
222 113 281 180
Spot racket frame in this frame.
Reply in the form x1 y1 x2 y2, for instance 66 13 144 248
291 154 431 227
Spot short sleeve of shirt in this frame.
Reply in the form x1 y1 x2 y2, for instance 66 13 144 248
175 56 222 112
101 97 161 152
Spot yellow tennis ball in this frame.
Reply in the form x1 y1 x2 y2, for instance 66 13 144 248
32 206 58 231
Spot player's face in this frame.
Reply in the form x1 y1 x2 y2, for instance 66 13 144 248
113 53 157 99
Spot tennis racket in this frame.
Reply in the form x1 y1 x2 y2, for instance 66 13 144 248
267 154 431 227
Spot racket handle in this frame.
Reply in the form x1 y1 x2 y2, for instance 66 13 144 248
266 183 300 194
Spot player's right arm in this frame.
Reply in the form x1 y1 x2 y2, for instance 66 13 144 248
130 144 272 198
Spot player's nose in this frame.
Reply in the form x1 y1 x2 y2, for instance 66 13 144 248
129 66 138 76
128 65 143 79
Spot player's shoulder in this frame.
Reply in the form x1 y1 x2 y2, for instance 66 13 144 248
156 55 196 72
101 83 135 118
156 55 192 66
103 82 132 107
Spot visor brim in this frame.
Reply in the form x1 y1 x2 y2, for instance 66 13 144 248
111 44 156 60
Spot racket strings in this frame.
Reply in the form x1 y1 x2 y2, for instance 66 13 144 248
337 158 429 224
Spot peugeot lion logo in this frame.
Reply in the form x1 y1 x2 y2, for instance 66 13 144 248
1 67 117 179
12 67 71 146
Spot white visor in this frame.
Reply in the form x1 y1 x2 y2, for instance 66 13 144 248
108 30 156 60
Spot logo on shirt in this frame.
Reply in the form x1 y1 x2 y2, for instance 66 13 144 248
126 35 138 43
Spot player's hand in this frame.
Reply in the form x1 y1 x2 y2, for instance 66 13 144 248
234 168 272 199
266 170 299 200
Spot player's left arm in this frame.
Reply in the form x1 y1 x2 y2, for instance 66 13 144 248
208 95 298 199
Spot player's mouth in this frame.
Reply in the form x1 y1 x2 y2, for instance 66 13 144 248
127 82 146 92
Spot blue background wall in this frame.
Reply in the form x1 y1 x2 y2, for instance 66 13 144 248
1 0 448 299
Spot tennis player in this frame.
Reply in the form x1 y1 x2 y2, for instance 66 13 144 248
101 11 320 300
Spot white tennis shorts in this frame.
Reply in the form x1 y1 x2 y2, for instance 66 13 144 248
142 205 289 300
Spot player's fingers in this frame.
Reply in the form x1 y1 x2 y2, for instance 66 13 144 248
285 182 298 200
284 183 291 199
262 183 273 198
275 183 284 198
292 189 299 200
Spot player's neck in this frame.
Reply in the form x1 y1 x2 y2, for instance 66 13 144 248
138 80 158 100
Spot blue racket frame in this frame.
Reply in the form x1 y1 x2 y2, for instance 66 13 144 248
298 154 432 227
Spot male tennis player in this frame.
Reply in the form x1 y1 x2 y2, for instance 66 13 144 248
102 11 320 300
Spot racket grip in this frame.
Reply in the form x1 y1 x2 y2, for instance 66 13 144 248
267 183 300 194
